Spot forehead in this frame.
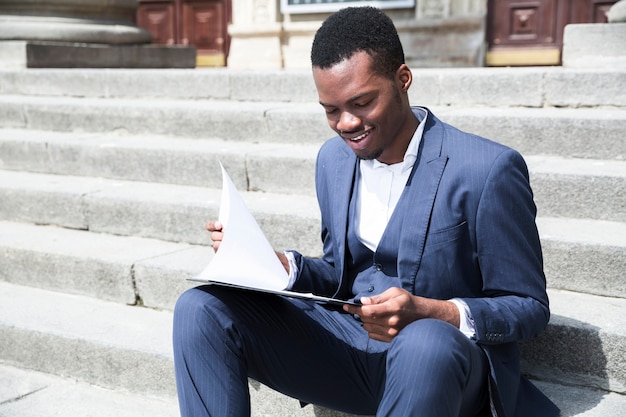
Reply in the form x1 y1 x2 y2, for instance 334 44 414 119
312 52 387 102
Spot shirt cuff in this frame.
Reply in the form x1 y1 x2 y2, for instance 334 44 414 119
284 251 299 290
449 298 477 340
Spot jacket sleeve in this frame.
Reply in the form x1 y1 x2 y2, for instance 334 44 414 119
463 148 550 345
288 138 347 297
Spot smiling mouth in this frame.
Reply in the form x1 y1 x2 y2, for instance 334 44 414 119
342 130 371 142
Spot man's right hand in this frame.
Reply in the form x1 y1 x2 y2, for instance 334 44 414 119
206 220 224 252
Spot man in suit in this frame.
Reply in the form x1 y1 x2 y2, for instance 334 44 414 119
173 6 560 417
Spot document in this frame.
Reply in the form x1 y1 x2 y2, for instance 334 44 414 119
190 163 359 306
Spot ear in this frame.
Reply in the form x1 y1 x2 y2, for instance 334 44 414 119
396 64 412 92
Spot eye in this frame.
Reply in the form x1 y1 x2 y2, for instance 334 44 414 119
354 99 373 108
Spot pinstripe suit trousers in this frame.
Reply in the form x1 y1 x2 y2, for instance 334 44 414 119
173 285 489 417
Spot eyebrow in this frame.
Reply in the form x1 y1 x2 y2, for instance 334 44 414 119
319 91 375 108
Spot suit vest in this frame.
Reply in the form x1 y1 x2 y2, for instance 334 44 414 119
346 167 406 302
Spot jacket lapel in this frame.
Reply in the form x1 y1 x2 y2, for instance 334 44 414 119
330 144 357 297
397 113 448 293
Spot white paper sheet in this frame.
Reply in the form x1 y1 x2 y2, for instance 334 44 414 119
193 163 290 291
192 164 360 306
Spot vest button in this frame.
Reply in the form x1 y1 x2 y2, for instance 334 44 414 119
368 286 375 292
375 264 383 271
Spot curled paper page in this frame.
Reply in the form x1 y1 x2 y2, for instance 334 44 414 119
194 163 290 291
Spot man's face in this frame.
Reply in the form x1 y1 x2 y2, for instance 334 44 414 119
312 51 416 165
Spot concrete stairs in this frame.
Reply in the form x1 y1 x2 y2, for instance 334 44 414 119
0 67 624 416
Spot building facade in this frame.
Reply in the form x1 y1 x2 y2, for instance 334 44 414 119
135 0 617 69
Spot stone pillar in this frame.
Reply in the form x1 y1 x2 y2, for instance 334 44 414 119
227 0 284 69
0 0 196 68
562 0 626 68
401 0 486 68
0 0 151 44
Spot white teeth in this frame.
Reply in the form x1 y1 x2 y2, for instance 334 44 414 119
350 132 368 141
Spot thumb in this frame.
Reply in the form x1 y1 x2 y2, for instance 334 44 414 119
360 295 383 305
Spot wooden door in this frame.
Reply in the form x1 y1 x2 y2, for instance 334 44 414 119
486 0 617 66
136 0 178 45
182 0 230 66
136 0 231 66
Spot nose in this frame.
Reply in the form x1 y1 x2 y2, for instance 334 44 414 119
337 111 360 133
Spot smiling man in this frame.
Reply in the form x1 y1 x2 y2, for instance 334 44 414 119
173 6 560 417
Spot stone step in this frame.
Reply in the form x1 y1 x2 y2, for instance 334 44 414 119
0 282 309 417
0 281 624 416
0 128 319 198
0 67 624 109
521 289 626 395
1 131 624 221
0 364 179 417
436 106 626 160
0 93 332 146
1 365 625 417
0 169 321 253
0 175 626 297
527 155 626 223
0 220 203 309
537 217 626 299
531 380 625 417
0 95 624 159
0 282 176 398
0 217 623 311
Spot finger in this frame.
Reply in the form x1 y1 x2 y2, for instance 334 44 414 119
363 322 398 343
206 220 223 232
359 302 391 320
361 291 393 306
360 295 386 305
360 296 373 305
342 304 362 315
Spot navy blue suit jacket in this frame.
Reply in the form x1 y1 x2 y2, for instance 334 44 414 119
291 110 559 417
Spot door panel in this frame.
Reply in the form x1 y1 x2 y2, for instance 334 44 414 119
491 0 557 46
486 0 617 66
136 1 176 45
136 0 231 66
183 1 224 54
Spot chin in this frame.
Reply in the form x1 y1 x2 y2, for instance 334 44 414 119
357 150 382 161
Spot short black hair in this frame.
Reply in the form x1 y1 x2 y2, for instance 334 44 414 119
311 6 405 79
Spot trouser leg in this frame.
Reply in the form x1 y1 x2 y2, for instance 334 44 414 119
173 286 252 417
172 285 388 417
377 318 489 417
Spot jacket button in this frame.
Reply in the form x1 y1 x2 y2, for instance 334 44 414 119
375 264 383 271
368 286 375 292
